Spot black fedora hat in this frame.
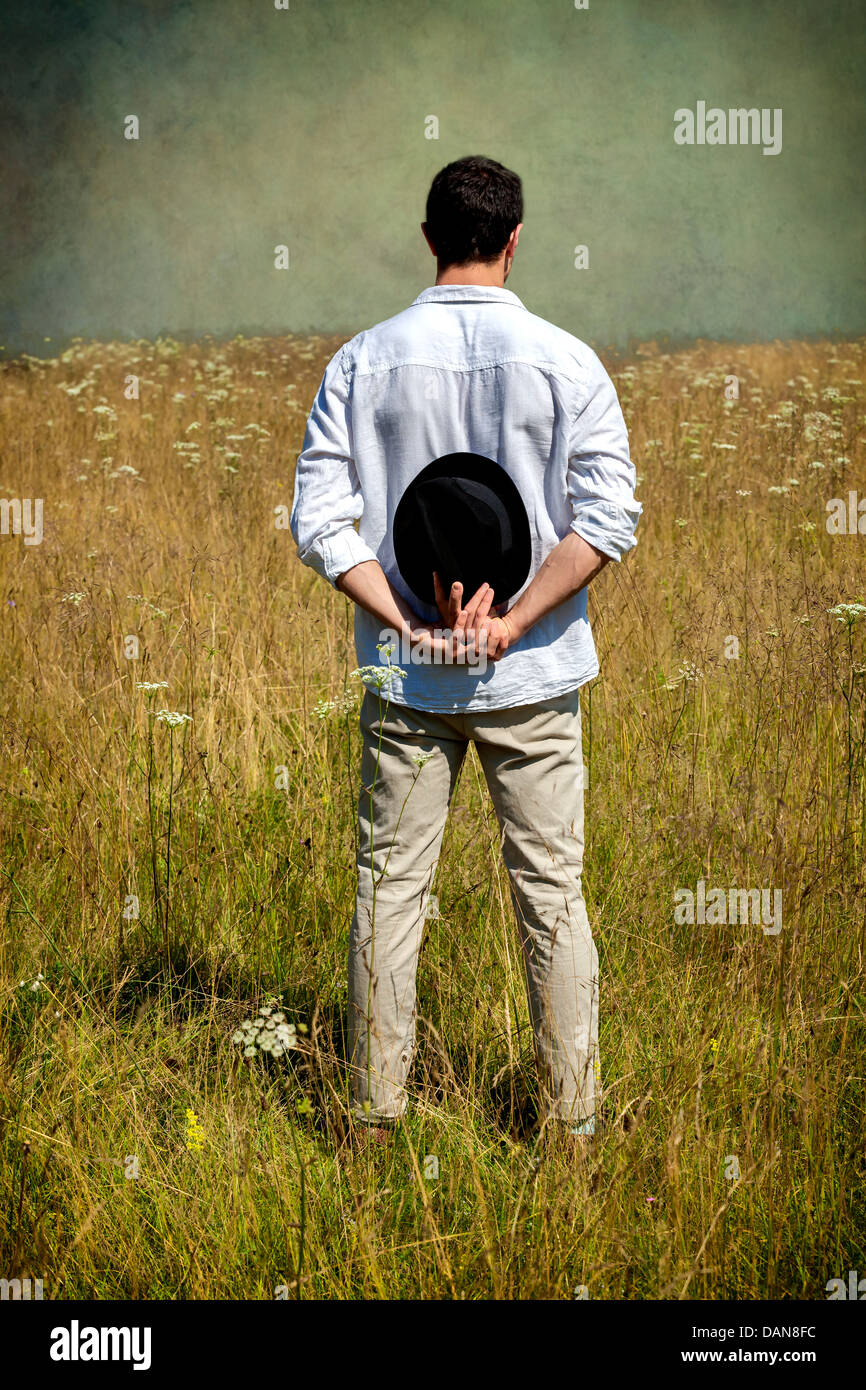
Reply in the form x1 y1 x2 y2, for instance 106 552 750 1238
393 453 532 610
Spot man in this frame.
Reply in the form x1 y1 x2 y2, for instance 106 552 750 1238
291 155 642 1143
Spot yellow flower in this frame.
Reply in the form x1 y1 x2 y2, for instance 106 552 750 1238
184 1107 205 1152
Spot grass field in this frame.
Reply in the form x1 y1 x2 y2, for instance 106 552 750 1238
1 330 864 1299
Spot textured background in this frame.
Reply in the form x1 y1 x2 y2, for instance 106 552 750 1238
2 0 864 355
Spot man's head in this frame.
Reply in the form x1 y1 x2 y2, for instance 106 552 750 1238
422 155 523 284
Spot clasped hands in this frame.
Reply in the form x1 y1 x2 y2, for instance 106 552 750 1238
406 572 515 664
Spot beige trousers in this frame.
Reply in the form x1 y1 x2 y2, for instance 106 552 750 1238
348 686 599 1131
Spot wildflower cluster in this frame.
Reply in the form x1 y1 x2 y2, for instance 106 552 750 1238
154 710 192 728
313 689 357 720
664 662 704 690
184 1107 205 1153
232 1002 301 1059
827 601 866 628
350 663 408 691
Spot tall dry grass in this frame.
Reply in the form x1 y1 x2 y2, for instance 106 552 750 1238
0 331 864 1298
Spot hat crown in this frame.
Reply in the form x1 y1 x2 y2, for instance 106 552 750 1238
393 453 531 610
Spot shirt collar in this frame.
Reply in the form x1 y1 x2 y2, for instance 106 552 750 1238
411 284 526 309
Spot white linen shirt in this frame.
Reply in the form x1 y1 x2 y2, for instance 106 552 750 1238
291 283 642 712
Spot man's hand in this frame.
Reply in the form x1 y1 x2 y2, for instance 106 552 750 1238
431 573 511 662
334 559 514 665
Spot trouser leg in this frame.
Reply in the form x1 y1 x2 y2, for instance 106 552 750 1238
348 692 467 1123
473 690 599 1129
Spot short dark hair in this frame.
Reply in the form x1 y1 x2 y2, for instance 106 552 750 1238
425 155 523 269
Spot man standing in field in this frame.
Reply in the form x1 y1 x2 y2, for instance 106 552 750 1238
291 155 641 1143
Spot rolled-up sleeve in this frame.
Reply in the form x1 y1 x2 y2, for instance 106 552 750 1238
290 345 379 586
567 351 643 561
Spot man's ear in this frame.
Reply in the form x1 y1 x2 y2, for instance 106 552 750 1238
507 223 523 257
421 222 437 257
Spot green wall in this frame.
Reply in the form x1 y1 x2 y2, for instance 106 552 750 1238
2 0 863 355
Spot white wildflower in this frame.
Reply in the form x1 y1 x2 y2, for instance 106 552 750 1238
231 999 300 1061
828 602 866 627
350 663 408 690
154 710 192 728
664 662 703 690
